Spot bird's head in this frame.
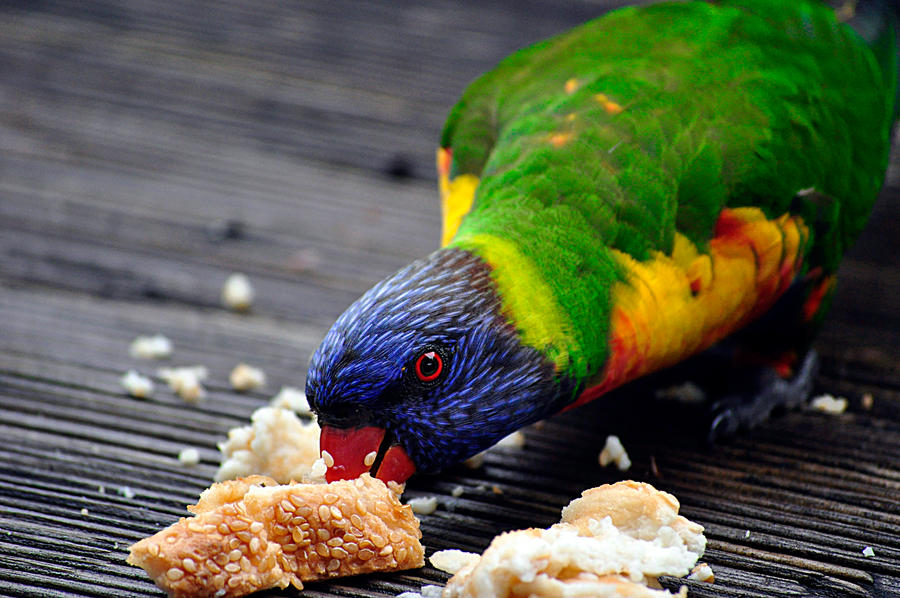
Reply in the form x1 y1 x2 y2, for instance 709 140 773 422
305 248 566 484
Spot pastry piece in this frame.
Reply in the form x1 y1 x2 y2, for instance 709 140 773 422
128 474 424 597
443 481 705 598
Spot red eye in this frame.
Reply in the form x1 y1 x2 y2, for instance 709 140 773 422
414 351 443 382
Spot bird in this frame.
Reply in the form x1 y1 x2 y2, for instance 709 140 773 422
305 0 898 484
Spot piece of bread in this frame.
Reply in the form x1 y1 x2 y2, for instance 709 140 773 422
128 474 424 597
442 481 705 598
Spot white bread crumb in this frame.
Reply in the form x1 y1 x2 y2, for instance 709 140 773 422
451 486 465 498
129 334 173 360
495 431 526 449
420 585 443 598
406 496 438 515
222 272 254 311
229 363 267 391
270 386 311 414
80 508 89 516
689 562 714 582
157 366 209 403
216 406 321 484
862 546 875 557
430 549 481 574
810 394 848 414
599 435 632 471
444 481 703 598
120 370 154 398
178 447 201 466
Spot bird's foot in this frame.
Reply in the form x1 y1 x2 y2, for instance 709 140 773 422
706 350 819 443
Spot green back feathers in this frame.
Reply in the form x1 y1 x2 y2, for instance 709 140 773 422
443 0 896 382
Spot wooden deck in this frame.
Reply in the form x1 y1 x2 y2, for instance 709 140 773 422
1 1 898 596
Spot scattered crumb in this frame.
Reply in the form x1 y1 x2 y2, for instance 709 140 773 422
810 394 848 415
222 272 254 312
491 485 503 495
862 546 875 557
406 496 439 515
861 393 874 410
495 431 526 449
80 508 89 516
689 562 715 583
744 530 751 538
98 486 105 494
158 366 209 403
654 381 706 403
309 458 328 481
420 585 443 598
119 486 136 500
396 593 423 598
270 386 311 415
463 452 485 469
450 486 464 498
128 474 424 597
229 363 267 392
120 370 154 398
216 406 321 484
178 447 201 466
599 435 632 471
443 481 703 598
430 549 480 574
129 334 173 360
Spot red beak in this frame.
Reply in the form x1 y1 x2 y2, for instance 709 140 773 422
319 425 416 484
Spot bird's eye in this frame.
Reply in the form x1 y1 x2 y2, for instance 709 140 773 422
414 350 444 383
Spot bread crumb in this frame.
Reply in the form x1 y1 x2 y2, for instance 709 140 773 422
222 272 254 312
744 530 751 538
216 406 321 484
270 387 311 415
129 334 173 360
178 448 201 466
862 546 875 557
80 508 89 516
420 585 443 598
810 394 848 414
120 370 154 398
495 431 526 449
229 363 267 392
158 366 209 403
406 496 438 515
450 486 464 498
119 486 136 499
444 481 703 598
464 452 485 469
430 549 480 574
599 435 632 471
689 562 714 582
861 393 874 410
127 474 424 597
395 593 423 598
654 381 705 403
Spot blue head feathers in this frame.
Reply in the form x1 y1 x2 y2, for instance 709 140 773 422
306 248 568 475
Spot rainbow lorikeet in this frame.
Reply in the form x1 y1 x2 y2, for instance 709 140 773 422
306 0 898 484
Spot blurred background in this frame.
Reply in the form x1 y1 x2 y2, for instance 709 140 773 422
0 1 897 597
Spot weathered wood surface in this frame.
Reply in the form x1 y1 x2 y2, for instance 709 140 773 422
0 1 898 597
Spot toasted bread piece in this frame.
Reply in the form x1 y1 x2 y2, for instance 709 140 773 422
128 474 423 597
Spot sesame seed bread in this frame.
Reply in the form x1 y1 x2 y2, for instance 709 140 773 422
128 474 424 597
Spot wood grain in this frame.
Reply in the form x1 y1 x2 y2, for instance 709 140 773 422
0 1 897 597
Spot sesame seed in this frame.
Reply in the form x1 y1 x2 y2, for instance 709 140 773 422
344 541 359 554
240 556 251 571
165 568 184 581
316 543 330 557
323 492 339 504
318 504 331 521
358 548 375 561
249 537 261 554
217 523 230 535
282 543 299 553
327 537 343 547
321 450 335 468
235 530 252 543
331 546 349 559
224 562 241 574
206 560 221 574
330 506 343 520
364 451 377 467
379 545 394 556
371 534 386 548
280 499 296 513
182 557 197 573
317 529 330 541
147 543 160 557
292 528 305 544
249 521 264 534
350 514 364 529
228 537 241 550
327 558 342 571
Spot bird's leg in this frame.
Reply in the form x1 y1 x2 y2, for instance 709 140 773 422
705 349 818 443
